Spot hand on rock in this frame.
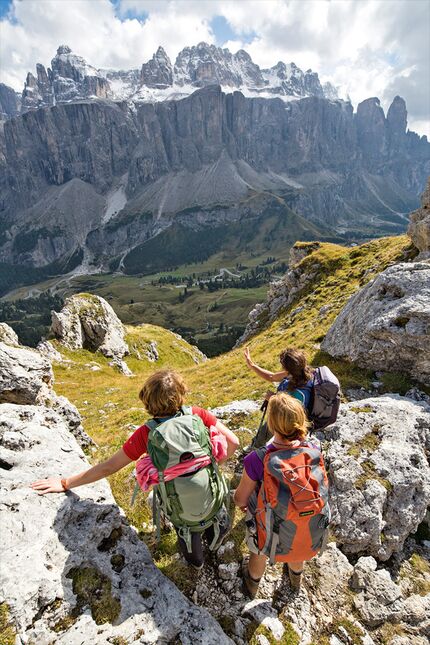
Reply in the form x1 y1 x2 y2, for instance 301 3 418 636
31 477 65 495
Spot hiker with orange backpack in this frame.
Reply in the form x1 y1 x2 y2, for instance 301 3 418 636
244 347 340 447
32 369 239 570
234 393 330 597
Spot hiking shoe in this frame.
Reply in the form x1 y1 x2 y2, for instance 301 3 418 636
242 557 261 599
287 565 303 590
189 562 204 571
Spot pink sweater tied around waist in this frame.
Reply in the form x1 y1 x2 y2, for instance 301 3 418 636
135 425 228 491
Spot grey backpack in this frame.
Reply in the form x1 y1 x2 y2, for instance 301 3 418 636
309 366 340 430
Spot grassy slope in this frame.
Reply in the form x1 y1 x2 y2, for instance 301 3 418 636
183 234 417 407
52 233 418 601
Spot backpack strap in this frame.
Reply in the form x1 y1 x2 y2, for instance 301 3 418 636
254 446 268 463
153 486 161 542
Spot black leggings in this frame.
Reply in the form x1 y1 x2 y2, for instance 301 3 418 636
176 517 230 567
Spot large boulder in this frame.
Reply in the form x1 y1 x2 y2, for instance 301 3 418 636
0 403 232 644
325 395 430 560
408 177 430 258
0 342 53 405
321 262 430 384
51 294 129 365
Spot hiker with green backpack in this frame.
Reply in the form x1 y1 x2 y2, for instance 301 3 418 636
244 346 340 446
32 369 239 570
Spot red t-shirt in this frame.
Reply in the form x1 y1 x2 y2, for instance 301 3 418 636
122 406 217 461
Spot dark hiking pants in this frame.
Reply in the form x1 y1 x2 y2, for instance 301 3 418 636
251 421 271 449
176 507 230 567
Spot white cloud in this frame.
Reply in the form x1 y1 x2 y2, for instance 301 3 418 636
0 0 428 138
0 0 214 88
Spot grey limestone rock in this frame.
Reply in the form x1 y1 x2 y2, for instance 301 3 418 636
351 557 404 627
0 341 53 405
241 600 285 640
321 262 430 385
51 294 129 361
146 340 159 362
37 339 65 362
0 82 20 119
408 176 430 258
51 394 94 448
0 322 19 346
0 403 232 644
325 396 430 560
210 399 261 420
140 46 173 88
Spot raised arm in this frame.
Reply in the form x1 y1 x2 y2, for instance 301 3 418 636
31 448 133 495
244 347 288 383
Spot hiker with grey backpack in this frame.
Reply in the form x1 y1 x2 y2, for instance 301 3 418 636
32 369 239 570
244 347 340 447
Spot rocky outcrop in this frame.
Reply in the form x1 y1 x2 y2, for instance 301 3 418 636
321 262 430 384
408 176 430 258
325 395 430 560
0 322 19 346
37 340 66 363
237 242 322 344
0 402 232 644
0 339 91 447
0 342 53 405
51 294 129 369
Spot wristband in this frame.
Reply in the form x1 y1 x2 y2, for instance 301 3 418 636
61 478 69 491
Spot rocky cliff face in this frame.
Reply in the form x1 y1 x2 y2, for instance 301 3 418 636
0 83 20 120
1 83 428 284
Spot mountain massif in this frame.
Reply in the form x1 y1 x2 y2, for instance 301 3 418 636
0 44 429 294
1 42 337 118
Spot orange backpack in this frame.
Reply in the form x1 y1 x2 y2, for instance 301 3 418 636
254 442 330 563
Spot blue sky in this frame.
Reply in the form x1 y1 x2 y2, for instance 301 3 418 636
0 0 428 137
0 0 11 18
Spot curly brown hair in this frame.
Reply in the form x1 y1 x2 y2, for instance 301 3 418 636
279 348 313 390
139 369 187 417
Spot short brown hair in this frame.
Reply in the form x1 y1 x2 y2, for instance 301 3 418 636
267 392 310 441
279 348 313 390
139 369 187 417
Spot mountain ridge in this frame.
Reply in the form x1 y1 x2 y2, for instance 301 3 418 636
0 84 429 294
0 42 339 118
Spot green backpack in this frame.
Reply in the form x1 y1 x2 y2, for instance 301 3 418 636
144 406 228 552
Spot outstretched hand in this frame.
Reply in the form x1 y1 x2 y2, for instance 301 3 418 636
244 347 253 368
31 477 65 495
